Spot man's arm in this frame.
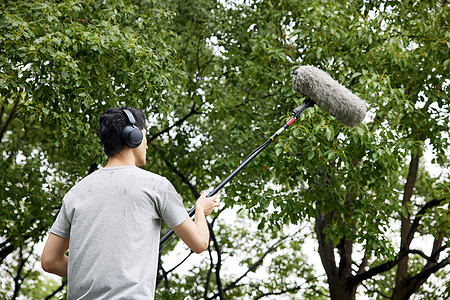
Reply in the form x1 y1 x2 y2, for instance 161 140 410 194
41 233 69 278
172 194 219 254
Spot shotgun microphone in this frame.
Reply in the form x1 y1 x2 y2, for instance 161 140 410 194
292 65 366 127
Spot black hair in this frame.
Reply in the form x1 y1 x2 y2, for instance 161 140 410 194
98 106 146 157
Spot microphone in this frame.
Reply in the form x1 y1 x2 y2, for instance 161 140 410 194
292 65 366 127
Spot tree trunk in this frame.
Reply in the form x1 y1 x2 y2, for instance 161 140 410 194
393 154 419 299
315 211 357 300
329 281 357 300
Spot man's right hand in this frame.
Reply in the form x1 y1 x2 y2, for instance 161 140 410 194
196 193 220 216
172 193 220 254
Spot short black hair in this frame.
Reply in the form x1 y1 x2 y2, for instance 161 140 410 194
98 106 146 156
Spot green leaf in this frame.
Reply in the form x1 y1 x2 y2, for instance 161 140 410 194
325 126 333 141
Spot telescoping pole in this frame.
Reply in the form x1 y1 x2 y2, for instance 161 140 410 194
159 99 315 253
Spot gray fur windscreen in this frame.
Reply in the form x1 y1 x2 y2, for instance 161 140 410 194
292 65 366 127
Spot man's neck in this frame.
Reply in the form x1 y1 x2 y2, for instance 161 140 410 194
105 150 136 168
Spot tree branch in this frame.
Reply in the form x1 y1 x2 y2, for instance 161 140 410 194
148 102 201 143
351 252 406 286
0 94 22 143
44 281 66 300
254 285 303 300
406 198 445 246
204 245 215 299
409 257 450 284
208 234 291 299
0 240 15 265
0 103 4 126
356 249 369 275
351 245 448 287
351 198 446 285
87 162 98 175
424 233 445 269
401 154 420 248
198 52 219 80
210 228 225 300
396 154 420 290
152 143 200 199
361 282 391 299
156 261 170 289
166 251 194 274
254 273 328 299
315 211 338 279
204 209 228 298
12 247 26 300
337 235 353 278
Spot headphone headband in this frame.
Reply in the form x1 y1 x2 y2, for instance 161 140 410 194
123 109 136 125
121 109 143 148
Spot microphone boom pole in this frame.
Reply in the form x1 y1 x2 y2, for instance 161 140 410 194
159 99 315 253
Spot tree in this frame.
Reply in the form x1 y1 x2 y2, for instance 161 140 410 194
152 0 449 299
1 0 449 299
0 0 185 298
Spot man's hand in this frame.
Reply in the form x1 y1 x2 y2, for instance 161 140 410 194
172 193 220 254
196 193 220 216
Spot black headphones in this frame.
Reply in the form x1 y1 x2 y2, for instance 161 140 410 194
122 109 143 148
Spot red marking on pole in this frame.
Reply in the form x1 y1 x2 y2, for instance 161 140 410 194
287 117 296 126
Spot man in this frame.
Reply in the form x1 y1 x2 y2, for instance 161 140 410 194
41 106 219 299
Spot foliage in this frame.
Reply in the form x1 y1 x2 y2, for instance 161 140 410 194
152 0 449 299
1 0 449 299
0 245 65 300
0 0 185 297
157 211 328 299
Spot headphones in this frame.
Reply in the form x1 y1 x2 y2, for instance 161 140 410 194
122 109 143 148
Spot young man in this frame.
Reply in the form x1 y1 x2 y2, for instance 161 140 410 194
41 106 219 299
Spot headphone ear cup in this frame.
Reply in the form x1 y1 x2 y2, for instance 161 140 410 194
122 125 143 148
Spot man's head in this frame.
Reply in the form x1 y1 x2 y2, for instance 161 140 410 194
98 106 147 161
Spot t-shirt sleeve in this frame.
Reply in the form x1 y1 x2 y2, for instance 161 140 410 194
49 198 71 239
155 179 189 229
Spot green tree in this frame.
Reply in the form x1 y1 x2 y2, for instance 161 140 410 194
0 0 185 298
1 0 449 299
153 0 449 299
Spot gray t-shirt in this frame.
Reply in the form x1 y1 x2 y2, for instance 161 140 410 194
50 166 189 299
